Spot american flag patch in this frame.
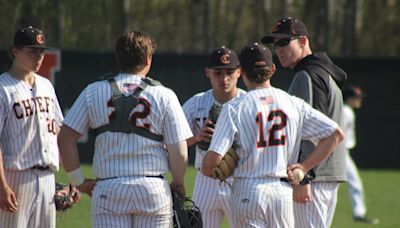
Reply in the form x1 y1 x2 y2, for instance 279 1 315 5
259 96 274 105
122 83 138 94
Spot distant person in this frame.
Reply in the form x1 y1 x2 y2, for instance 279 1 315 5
262 17 347 228
182 46 245 227
58 31 192 227
0 26 67 228
343 85 379 224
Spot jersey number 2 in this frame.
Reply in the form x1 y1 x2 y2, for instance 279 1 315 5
129 98 151 129
256 110 287 147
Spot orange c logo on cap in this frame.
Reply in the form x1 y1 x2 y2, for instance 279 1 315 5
36 34 44 44
220 54 230 64
272 22 281 33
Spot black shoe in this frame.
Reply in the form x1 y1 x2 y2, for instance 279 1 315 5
353 216 379 224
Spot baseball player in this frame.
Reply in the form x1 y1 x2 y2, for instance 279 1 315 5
0 26 64 228
343 86 378 224
262 17 347 228
182 46 245 228
202 43 344 228
58 31 193 228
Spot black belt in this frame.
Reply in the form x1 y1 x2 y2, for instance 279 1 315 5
31 165 50 171
280 178 289 183
99 175 164 181
146 175 164 179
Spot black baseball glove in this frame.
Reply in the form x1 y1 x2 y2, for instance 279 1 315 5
54 182 80 212
171 189 202 228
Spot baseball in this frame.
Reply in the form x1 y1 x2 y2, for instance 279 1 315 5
292 168 305 182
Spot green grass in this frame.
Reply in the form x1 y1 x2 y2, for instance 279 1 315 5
56 167 400 228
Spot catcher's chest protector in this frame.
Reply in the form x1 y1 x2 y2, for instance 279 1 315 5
94 77 163 141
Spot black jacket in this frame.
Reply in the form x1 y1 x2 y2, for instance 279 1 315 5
293 52 347 116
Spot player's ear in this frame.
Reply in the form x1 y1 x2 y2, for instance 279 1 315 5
299 36 307 47
271 64 276 73
236 67 241 78
205 67 210 79
145 56 152 66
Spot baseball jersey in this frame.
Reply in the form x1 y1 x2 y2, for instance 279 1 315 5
0 72 63 171
63 74 192 179
182 89 246 169
208 87 338 178
342 104 356 149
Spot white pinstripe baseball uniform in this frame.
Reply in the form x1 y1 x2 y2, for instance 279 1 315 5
63 74 192 228
343 104 366 217
207 87 338 228
0 72 63 228
182 89 245 227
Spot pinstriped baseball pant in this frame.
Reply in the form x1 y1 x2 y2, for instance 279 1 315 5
230 177 294 228
0 169 55 228
92 176 172 228
192 171 233 228
293 182 339 228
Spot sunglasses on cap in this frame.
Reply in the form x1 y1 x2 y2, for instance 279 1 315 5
273 36 302 48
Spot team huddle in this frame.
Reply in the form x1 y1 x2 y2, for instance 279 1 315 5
1 17 350 228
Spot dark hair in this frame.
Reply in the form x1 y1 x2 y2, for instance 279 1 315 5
242 66 274 83
115 31 156 73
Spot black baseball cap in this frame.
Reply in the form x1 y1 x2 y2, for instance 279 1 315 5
239 43 273 70
207 47 240 69
13 26 53 49
261 17 308 44
344 86 365 99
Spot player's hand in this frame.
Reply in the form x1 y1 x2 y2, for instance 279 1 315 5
287 163 306 185
170 182 186 199
0 184 18 213
197 119 215 143
292 184 312 204
76 179 97 197
70 186 81 204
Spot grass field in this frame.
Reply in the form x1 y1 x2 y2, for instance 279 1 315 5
56 166 400 228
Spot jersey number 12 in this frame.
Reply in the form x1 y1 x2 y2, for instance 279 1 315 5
256 110 287 147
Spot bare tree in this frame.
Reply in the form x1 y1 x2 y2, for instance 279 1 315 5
188 0 201 52
228 0 244 48
341 0 357 56
115 0 130 35
213 0 226 48
282 0 294 16
173 0 184 53
260 0 272 38
203 0 212 52
315 0 333 52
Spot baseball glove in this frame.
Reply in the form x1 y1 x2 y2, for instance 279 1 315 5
212 147 239 181
54 182 80 212
197 103 223 150
171 189 202 228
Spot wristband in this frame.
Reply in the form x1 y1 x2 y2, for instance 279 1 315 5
67 167 85 186
300 169 316 185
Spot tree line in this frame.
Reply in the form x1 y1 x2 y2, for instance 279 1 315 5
0 0 399 57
